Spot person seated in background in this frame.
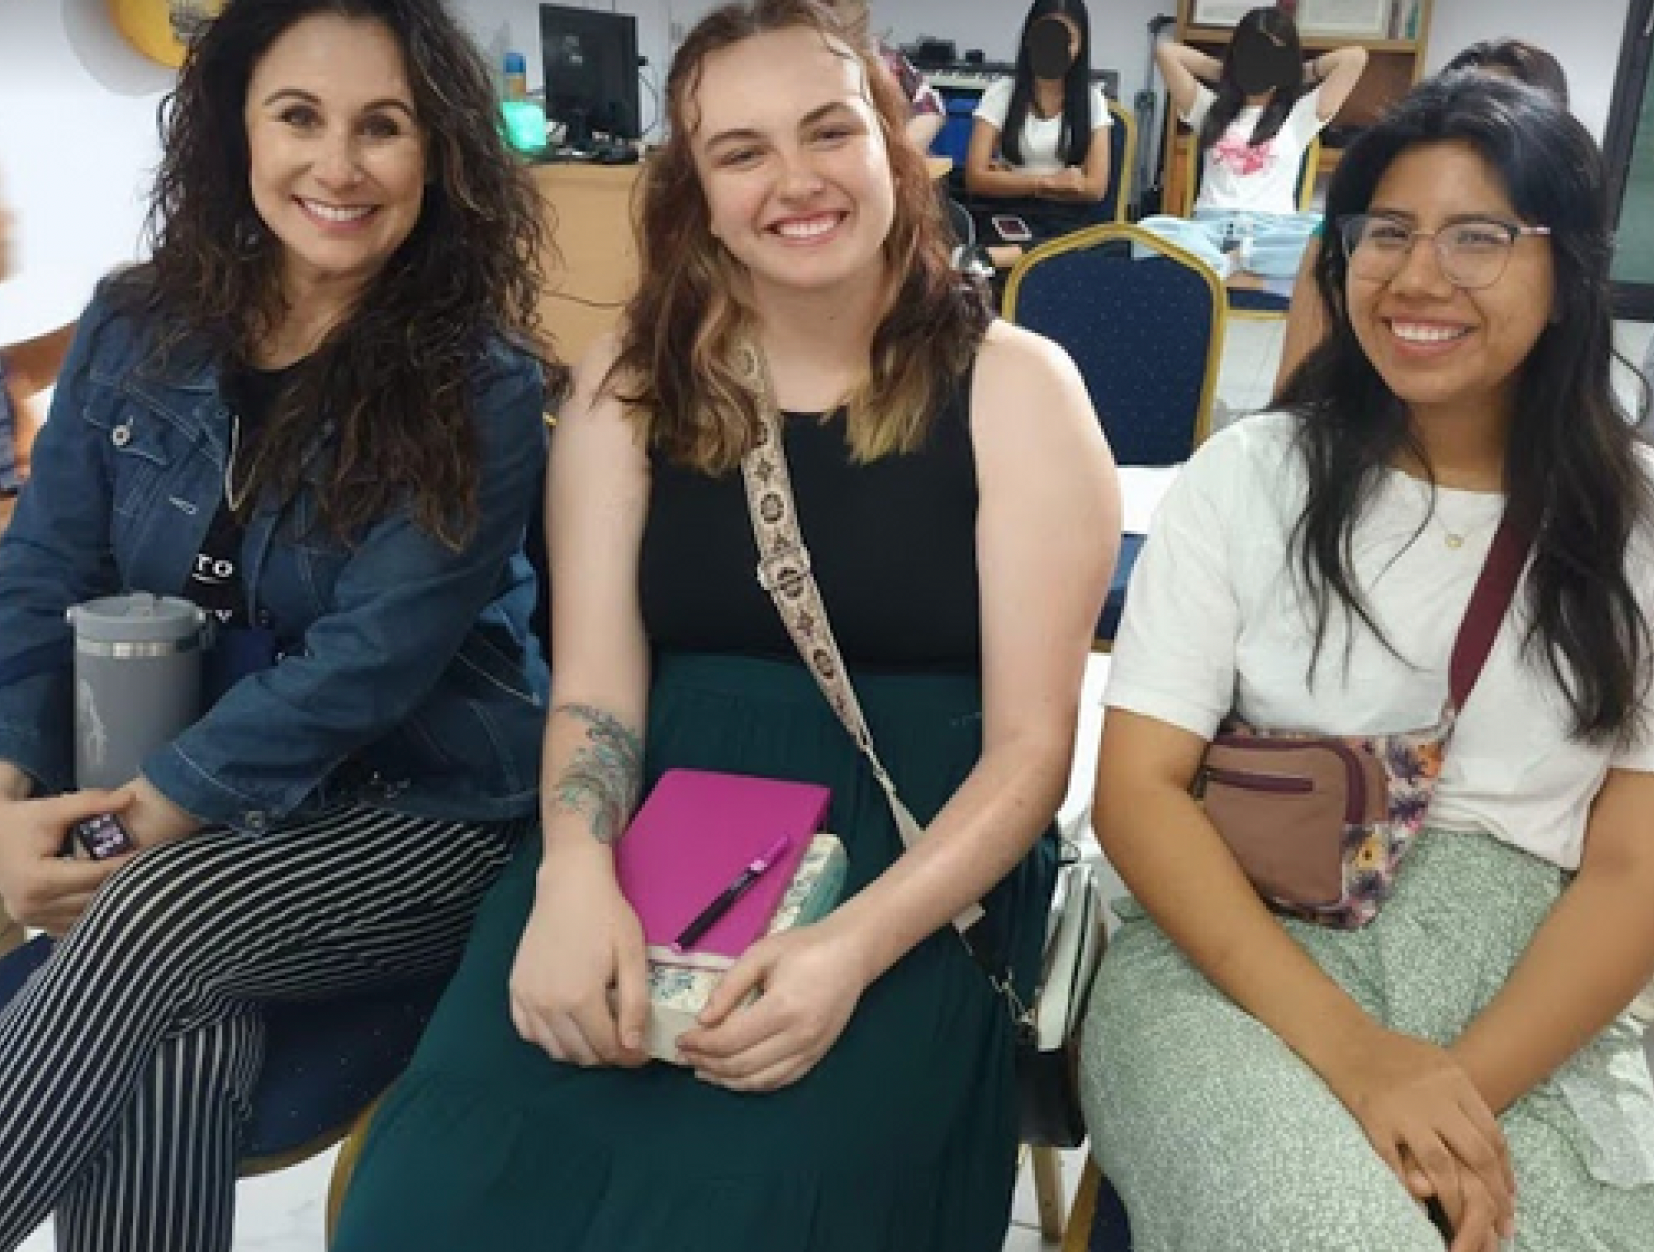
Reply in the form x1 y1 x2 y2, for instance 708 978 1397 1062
330 2 1118 1249
964 0 1112 249
1082 74 1654 1252
0 177 69 540
824 0 946 152
1276 37 1570 390
1137 5 1365 290
0 0 563 1247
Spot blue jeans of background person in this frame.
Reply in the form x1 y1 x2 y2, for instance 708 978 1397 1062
1135 208 1322 284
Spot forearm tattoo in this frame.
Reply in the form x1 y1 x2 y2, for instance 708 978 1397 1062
550 703 644 844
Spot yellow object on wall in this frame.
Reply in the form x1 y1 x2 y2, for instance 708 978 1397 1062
108 0 223 69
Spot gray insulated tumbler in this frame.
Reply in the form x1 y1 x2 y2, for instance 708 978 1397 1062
67 594 207 791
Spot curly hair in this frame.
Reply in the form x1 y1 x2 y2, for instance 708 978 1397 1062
119 0 566 548
608 0 990 473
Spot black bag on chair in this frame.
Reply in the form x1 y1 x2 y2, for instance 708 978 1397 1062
1014 852 1107 1148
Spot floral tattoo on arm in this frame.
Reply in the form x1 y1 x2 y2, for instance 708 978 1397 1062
550 703 644 844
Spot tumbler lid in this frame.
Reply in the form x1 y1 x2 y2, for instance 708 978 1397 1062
68 593 206 644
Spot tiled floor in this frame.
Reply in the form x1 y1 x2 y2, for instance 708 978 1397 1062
18 318 1654 1252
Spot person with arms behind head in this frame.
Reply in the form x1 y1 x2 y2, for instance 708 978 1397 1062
1081 75 1654 1251
1139 4 1365 287
1276 38 1570 391
964 0 1113 247
0 0 561 1247
332 2 1119 1249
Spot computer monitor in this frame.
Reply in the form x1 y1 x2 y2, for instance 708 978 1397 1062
539 3 641 150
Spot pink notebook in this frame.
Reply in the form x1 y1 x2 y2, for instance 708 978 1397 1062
615 768 832 959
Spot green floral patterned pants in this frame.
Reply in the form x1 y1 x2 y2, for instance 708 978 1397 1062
1080 830 1654 1251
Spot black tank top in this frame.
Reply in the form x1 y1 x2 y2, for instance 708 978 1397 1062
640 368 981 671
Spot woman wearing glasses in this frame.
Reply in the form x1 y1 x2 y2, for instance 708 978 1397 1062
1275 40 1571 390
1080 75 1654 1251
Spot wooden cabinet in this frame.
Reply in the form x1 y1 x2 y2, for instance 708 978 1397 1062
531 163 645 366
1160 0 1434 216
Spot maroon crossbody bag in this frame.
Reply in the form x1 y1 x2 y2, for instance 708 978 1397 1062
1195 515 1530 929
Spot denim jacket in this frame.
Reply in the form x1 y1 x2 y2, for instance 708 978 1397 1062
0 285 550 833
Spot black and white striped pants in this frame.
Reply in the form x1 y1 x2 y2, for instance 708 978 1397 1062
0 805 523 1252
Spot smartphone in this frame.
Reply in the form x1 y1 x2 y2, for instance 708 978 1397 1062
991 214 1033 244
69 812 135 861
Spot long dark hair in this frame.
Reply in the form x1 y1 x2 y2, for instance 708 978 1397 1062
1199 6 1307 151
1002 0 1095 168
1278 74 1651 741
117 0 565 549
609 0 990 473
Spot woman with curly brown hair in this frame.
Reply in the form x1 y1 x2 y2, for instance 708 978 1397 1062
331 1 1118 1249
0 1 562 1247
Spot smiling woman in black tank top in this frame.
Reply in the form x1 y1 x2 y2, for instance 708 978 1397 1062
333 4 1120 1250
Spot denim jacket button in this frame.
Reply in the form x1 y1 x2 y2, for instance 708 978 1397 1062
111 422 133 448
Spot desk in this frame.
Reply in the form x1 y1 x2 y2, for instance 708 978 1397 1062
532 163 645 366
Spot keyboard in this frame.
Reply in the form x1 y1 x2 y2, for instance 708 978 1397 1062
924 64 1119 99
927 64 1012 92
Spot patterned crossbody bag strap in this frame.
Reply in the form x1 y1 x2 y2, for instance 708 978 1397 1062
734 342 985 934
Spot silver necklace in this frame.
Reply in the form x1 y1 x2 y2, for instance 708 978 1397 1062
224 413 249 512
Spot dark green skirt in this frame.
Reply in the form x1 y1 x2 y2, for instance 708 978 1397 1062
331 653 1057 1252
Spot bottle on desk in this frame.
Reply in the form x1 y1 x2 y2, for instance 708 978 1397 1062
503 51 528 102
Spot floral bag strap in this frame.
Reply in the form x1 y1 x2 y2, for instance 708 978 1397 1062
734 342 984 934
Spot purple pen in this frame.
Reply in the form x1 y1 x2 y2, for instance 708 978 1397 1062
671 835 793 953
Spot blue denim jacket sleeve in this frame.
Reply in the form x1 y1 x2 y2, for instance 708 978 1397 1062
141 349 549 831
0 299 123 793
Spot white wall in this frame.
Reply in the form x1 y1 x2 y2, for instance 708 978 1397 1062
0 0 1639 335
506 0 1636 140
1423 0 1632 141
0 0 169 337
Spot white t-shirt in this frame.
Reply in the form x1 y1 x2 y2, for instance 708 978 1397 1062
1106 411 1654 871
974 77 1113 176
1183 83 1326 216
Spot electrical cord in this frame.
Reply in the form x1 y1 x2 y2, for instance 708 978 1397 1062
547 290 628 311
639 64 663 140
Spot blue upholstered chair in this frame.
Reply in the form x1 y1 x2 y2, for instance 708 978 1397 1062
1098 533 1145 645
1061 1157 1134 1251
1099 99 1137 226
1003 222 1225 469
0 933 446 1187
1002 223 1222 647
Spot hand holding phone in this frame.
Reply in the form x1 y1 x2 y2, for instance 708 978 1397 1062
69 812 136 861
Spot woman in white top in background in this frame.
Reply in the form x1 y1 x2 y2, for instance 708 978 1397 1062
1138 5 1364 287
963 0 1111 247
1082 74 1654 1252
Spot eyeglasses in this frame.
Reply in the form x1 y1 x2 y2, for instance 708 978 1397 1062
1337 214 1552 290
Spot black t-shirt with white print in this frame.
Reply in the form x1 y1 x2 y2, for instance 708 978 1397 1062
188 363 294 629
